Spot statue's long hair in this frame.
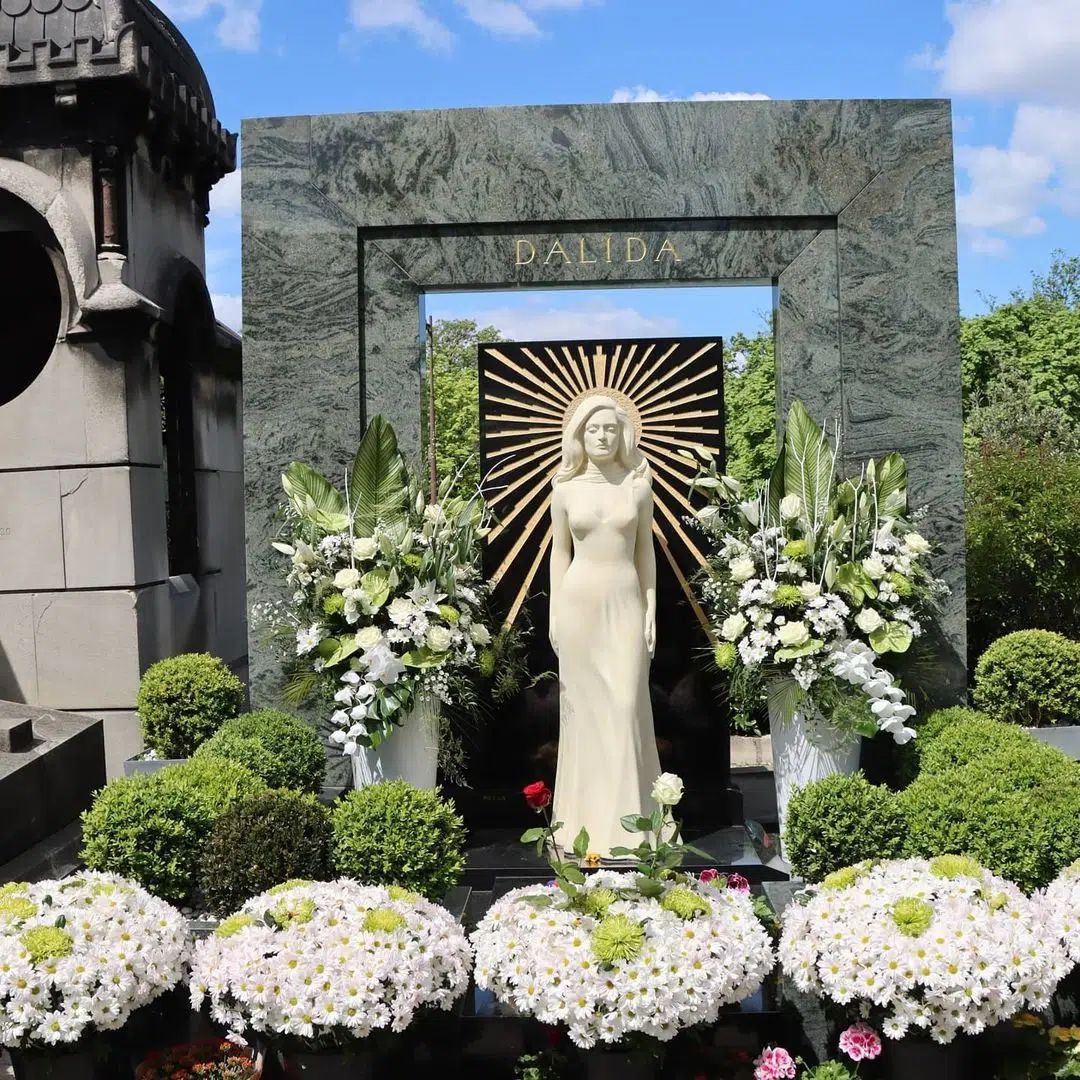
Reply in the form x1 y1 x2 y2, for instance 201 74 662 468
552 394 651 486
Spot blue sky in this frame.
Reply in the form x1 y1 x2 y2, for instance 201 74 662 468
167 0 1080 338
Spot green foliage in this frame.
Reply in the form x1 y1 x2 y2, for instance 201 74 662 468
899 740 1080 891
724 330 776 486
973 630 1080 727
194 710 326 793
350 415 409 537
198 790 333 917
158 757 268 818
331 780 466 900
136 653 246 758
917 713 1036 775
783 772 906 884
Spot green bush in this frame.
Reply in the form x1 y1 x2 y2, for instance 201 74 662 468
198 790 333 916
973 629 1080 727
899 740 1080 892
332 781 466 900
894 706 987 786
783 772 906 884
137 653 246 758
193 710 325 793
917 715 1036 775
81 758 267 903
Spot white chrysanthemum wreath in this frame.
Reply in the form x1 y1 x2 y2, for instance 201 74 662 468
779 857 1071 1045
190 879 471 1047
1040 858 1080 971
0 871 190 1049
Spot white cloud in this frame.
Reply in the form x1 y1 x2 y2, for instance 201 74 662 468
157 0 261 51
210 169 242 218
929 0 1080 105
611 86 770 104
468 299 679 341
458 0 540 37
350 0 454 51
212 292 243 332
955 143 1053 236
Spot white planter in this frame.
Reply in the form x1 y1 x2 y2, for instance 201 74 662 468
351 694 440 790
769 692 861 853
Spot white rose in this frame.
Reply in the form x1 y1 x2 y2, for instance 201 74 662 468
729 556 756 583
427 625 454 652
720 613 748 641
855 607 885 634
780 494 802 521
355 625 383 650
799 582 822 601
903 532 931 555
352 536 378 560
333 568 362 589
862 556 886 580
775 620 810 648
388 597 415 626
651 772 684 807
470 623 492 646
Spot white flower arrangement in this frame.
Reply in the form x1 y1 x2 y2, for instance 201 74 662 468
692 401 949 742
189 880 471 1047
471 870 774 1049
778 857 1070 1045
0 872 190 1048
1039 858 1080 970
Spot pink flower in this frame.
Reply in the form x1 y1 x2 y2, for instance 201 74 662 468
727 872 751 892
699 868 720 884
839 1022 882 1062
754 1046 797 1080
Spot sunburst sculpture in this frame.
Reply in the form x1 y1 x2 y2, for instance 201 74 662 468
478 337 724 633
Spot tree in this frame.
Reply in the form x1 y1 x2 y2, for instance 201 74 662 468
723 329 776 485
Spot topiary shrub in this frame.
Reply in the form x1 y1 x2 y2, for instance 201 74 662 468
331 781 466 900
895 706 988 786
157 757 268 818
198 790 333 916
973 629 1080 727
137 653 246 758
783 772 906 884
899 739 1080 892
917 714 1036 775
193 710 325 793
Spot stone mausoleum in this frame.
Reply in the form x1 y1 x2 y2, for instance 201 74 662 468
0 0 245 786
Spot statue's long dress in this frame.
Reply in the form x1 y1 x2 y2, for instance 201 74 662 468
552 475 662 856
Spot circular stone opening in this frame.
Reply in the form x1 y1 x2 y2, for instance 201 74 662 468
0 230 63 407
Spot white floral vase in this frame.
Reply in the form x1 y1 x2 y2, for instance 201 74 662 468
768 688 861 857
351 693 440 790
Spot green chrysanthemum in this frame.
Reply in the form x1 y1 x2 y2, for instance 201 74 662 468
322 593 346 616
438 604 460 624
268 879 314 896
478 649 496 678
782 539 809 560
21 927 74 964
713 642 737 671
1063 859 1080 882
0 897 37 922
388 885 421 903
0 882 29 897
215 914 257 938
891 896 934 938
583 887 617 917
363 908 406 933
887 572 913 598
822 862 872 891
272 897 316 927
591 914 645 964
930 854 983 881
660 886 712 921
402 553 423 570
773 583 804 608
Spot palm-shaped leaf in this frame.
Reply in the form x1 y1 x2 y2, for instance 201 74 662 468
349 415 409 537
875 452 909 517
282 463 350 533
782 400 836 527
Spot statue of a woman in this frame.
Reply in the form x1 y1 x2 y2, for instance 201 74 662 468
549 394 663 856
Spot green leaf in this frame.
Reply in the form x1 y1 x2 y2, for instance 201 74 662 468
765 448 785 526
775 638 824 662
875 452 908 513
682 842 713 860
782 400 836 527
556 878 579 897
621 814 654 834
572 827 590 859
520 894 553 908
520 827 545 844
835 561 878 605
282 462 350 533
562 865 586 884
349 416 409 537
360 568 391 610
869 621 913 654
608 845 638 858
767 677 804 726
323 637 361 668
634 876 665 898
401 646 445 669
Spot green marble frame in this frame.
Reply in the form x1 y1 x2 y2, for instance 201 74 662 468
242 100 966 710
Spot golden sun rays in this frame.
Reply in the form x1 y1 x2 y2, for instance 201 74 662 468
478 338 724 632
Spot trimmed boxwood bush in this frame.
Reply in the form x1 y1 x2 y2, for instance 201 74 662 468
80 758 266 903
198 790 333 916
973 629 1080 727
895 706 988 786
917 714 1036 775
332 781 466 900
193 710 325 793
783 772 906 884
137 653 246 758
898 739 1080 891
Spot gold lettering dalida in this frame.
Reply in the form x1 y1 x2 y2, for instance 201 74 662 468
515 239 536 266
512 235 686 269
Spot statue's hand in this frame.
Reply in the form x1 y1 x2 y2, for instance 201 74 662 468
644 611 656 658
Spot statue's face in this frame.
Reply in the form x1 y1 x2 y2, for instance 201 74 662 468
583 408 620 464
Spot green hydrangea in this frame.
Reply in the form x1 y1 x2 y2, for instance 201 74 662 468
930 854 984 881
583 888 617 917
591 914 645 964
271 897 316 927
0 896 37 922
363 908 406 933
323 592 346 616
21 927 74 964
387 885 421 903
660 886 712 920
887 572 913 598
891 897 934 937
216 914 257 938
773 583 804 608
268 879 314 896
713 642 737 670
438 605 460 624
479 649 496 678
783 539 809 559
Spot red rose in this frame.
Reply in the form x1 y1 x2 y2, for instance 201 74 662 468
523 780 552 809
